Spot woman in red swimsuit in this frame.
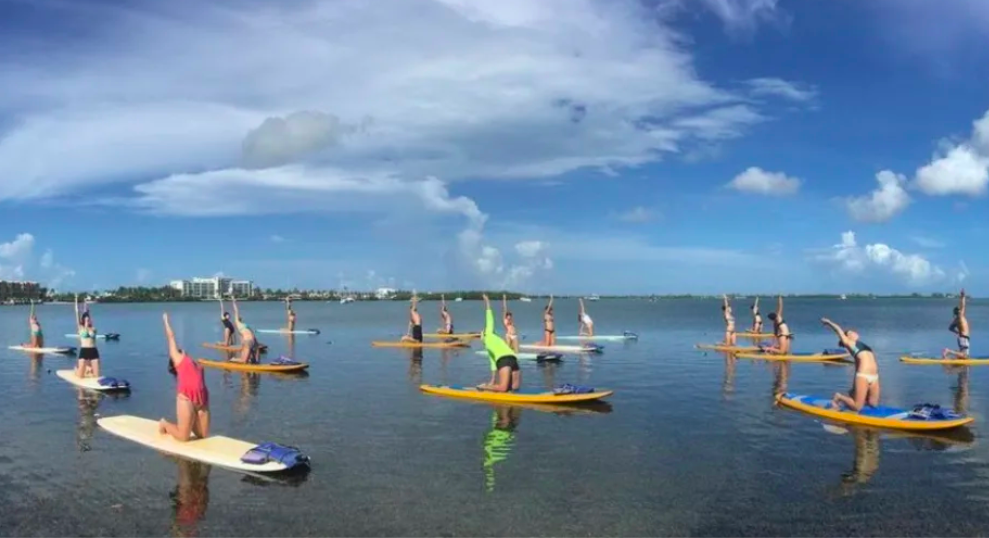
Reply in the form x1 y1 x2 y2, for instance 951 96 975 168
160 313 210 441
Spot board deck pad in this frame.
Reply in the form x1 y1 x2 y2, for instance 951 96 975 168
519 343 603 353
97 415 307 473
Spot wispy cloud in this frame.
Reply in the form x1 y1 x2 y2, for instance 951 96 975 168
617 206 659 223
269 234 286 243
909 235 945 249
726 167 800 196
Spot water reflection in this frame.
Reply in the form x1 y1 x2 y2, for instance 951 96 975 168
953 368 969 415
76 389 101 453
771 362 790 399
722 352 736 400
233 372 262 417
408 348 423 385
482 406 520 493
169 459 210 538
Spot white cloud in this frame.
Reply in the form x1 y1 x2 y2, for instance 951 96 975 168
0 0 811 204
726 167 800 196
814 231 947 285
745 78 817 102
845 170 910 222
0 233 74 287
693 0 787 36
958 260 970 282
270 235 286 243
617 206 658 223
914 109 989 196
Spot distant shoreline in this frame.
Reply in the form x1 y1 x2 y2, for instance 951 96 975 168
0 294 966 305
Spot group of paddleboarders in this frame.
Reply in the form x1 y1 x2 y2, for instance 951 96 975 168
716 289 972 412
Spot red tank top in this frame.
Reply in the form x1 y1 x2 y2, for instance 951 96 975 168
176 355 209 408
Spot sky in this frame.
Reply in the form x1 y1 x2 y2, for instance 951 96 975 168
1 0 988 294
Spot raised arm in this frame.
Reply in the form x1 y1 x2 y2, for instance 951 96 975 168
219 297 224 317
231 295 241 321
777 295 784 318
753 297 759 312
820 317 852 348
548 295 554 309
482 294 494 334
74 294 80 325
579 298 585 315
29 300 35 321
960 289 967 316
441 294 446 310
163 313 183 365
502 294 507 313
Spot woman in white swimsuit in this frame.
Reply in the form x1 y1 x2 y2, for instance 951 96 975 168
578 298 594 337
722 295 736 346
821 317 880 412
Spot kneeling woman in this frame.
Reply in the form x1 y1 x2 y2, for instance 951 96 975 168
478 294 520 392
161 313 210 441
821 317 880 412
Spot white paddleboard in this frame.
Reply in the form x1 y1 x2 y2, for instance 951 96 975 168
64 333 119 339
255 329 320 335
98 415 302 473
55 370 130 391
520 344 603 353
556 334 637 342
8 345 76 355
474 351 564 361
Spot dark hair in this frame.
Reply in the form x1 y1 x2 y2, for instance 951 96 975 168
954 307 960 315
767 312 778 321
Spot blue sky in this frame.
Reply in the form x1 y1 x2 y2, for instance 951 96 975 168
1 0 988 294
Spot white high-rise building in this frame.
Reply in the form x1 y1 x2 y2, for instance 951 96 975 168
170 277 254 299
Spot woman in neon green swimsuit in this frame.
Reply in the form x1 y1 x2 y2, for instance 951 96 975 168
478 294 521 392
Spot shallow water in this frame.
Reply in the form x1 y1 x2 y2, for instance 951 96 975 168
2 298 988 536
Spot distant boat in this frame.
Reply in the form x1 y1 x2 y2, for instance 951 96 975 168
339 296 356 304
454 297 463 302
519 297 532 303
840 294 847 300
586 294 600 301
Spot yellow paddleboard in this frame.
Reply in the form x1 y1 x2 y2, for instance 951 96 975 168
203 342 268 353
900 355 989 366
695 344 761 352
736 332 774 339
420 384 612 403
777 393 973 431
197 359 309 373
735 351 849 362
423 333 480 339
371 341 469 349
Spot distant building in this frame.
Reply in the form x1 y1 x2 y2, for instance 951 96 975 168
169 277 255 299
0 280 44 302
375 287 396 299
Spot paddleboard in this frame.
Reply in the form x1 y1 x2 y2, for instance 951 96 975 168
735 350 849 362
203 343 269 353
371 341 469 349
97 415 310 473
65 333 120 340
55 369 131 391
474 351 563 361
736 332 774 339
777 393 973 431
255 329 320 335
556 333 638 342
8 345 76 355
695 344 761 352
520 343 603 354
420 384 612 404
900 355 989 366
197 359 309 373
423 333 481 339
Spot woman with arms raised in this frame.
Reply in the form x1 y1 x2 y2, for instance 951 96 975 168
160 313 210 441
74 295 100 378
26 301 44 349
821 317 879 412
478 294 521 392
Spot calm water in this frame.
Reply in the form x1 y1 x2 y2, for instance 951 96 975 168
2 298 989 536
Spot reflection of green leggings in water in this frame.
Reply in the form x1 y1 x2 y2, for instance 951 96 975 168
482 412 516 493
